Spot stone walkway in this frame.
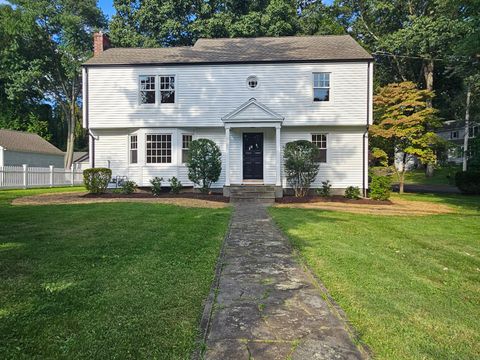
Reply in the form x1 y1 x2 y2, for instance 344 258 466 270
203 202 365 360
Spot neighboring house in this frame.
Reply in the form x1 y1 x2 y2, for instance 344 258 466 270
82 33 373 197
0 129 64 168
436 120 479 164
73 152 90 170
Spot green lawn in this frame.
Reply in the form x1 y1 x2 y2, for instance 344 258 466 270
0 188 231 359
269 194 480 360
372 166 460 186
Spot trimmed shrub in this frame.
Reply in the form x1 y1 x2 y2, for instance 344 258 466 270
369 176 391 201
455 171 480 194
83 168 111 194
120 180 137 195
168 176 182 194
284 140 320 197
316 180 332 197
345 186 361 199
187 139 222 193
150 177 164 196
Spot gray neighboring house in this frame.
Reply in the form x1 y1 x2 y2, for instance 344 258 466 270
73 151 90 170
0 129 65 168
436 120 479 164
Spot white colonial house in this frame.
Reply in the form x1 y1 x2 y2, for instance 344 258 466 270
82 33 373 197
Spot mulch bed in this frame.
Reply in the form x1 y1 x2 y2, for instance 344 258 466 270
83 191 230 203
276 195 392 205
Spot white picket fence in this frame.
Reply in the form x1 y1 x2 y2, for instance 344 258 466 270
0 165 83 189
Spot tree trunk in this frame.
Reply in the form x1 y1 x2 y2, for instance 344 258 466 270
423 58 435 176
399 171 405 194
64 84 77 169
463 85 471 172
423 59 434 94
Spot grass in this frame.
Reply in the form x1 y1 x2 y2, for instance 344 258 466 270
373 166 460 186
0 187 231 359
269 194 480 360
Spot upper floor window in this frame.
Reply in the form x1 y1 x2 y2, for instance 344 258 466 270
182 134 192 163
313 73 330 102
130 135 138 164
312 134 327 163
146 134 172 163
450 130 459 139
160 75 175 103
139 76 156 104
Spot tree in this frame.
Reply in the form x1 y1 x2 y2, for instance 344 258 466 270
7 0 105 168
283 140 320 197
370 82 441 193
187 138 222 193
0 5 55 141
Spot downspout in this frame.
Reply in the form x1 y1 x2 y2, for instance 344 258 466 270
363 61 372 197
83 66 95 168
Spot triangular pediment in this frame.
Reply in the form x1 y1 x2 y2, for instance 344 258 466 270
222 98 284 123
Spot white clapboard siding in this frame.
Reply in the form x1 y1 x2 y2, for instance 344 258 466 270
87 61 369 129
94 130 128 176
281 127 365 188
93 126 365 189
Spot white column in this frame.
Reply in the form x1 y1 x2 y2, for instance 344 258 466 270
275 125 281 186
225 126 230 186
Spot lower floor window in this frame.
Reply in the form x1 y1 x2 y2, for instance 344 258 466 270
130 135 138 164
312 134 327 163
146 134 172 163
182 134 192 163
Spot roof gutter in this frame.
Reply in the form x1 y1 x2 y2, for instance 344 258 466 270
82 58 374 68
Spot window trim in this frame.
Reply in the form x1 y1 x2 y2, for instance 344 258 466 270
312 72 331 102
129 134 138 164
451 130 459 139
138 75 157 105
181 133 193 164
311 133 328 164
159 74 176 105
145 133 173 165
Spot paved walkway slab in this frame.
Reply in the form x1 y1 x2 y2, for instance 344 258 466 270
203 202 365 360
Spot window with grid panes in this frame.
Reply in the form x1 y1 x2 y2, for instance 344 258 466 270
182 134 192 163
160 75 175 103
130 135 138 164
139 76 156 104
312 134 327 163
313 73 330 102
146 134 172 163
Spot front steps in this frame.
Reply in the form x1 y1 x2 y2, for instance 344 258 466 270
228 185 278 202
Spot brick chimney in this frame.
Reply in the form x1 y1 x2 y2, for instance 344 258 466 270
93 32 110 56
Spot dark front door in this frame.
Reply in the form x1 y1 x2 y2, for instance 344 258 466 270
243 133 263 180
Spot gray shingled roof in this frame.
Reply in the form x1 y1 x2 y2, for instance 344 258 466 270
0 129 64 156
83 35 372 66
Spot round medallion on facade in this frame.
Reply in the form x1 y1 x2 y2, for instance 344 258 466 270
247 75 259 89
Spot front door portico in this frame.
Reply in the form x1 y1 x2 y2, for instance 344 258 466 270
222 98 284 189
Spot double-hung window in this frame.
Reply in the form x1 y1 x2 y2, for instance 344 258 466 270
160 75 175 103
146 134 172 163
451 131 459 139
182 134 192 163
313 73 330 102
139 76 156 104
130 135 138 164
312 134 327 163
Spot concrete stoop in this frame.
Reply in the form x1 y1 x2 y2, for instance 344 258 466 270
226 185 280 202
